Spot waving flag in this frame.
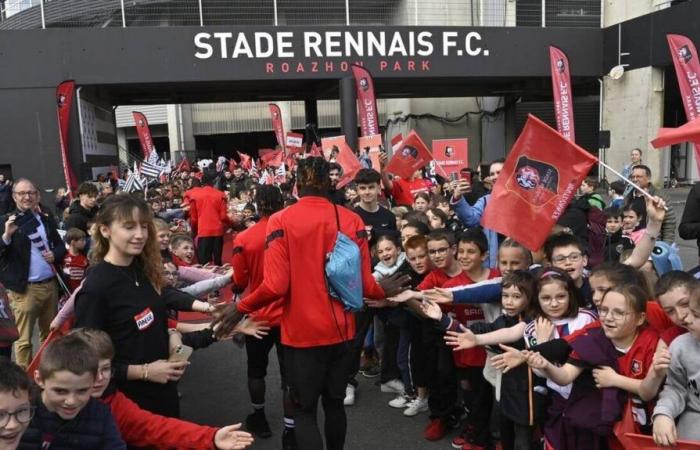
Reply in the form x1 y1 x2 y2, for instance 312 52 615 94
549 46 575 142
384 130 433 179
666 34 700 174
261 149 284 168
237 151 252 171
482 115 597 252
133 112 157 161
652 117 700 148
335 141 363 189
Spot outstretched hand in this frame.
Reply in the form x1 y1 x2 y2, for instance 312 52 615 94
212 303 246 339
444 326 478 351
214 423 254 450
422 288 454 304
379 273 412 298
490 344 526 373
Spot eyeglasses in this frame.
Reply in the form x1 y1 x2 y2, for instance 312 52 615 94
551 252 583 264
163 271 178 278
13 191 37 198
598 308 632 321
428 247 451 256
0 406 35 427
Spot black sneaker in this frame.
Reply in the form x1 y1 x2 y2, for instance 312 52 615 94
245 410 272 438
282 428 298 450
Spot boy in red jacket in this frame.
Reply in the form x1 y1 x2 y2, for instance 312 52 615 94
214 157 408 450
73 328 254 450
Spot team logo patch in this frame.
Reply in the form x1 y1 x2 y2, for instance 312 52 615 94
678 45 693 63
631 359 642 376
506 156 560 207
556 58 566 73
134 308 155 331
400 145 419 159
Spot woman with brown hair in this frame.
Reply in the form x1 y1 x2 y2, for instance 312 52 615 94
74 194 188 418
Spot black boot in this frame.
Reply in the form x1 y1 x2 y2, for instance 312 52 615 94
282 427 298 450
245 409 272 438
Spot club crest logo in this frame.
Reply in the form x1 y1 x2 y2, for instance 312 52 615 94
506 156 560 207
631 359 642 376
57 93 66 108
359 77 370 91
444 146 454 158
400 145 418 159
678 45 693 63
556 58 566 73
137 119 145 127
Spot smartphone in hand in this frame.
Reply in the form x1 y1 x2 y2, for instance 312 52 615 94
169 344 193 363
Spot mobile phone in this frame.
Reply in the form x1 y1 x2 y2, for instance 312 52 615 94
169 344 193 363
460 172 472 184
480 164 491 180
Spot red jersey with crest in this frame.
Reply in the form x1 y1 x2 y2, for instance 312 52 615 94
417 268 487 367
62 251 88 292
391 177 432 207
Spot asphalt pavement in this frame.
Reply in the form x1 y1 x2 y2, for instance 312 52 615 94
178 186 699 450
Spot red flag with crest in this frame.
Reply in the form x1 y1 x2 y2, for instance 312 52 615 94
56 80 78 195
666 34 700 174
335 141 363 189
384 130 433 179
261 150 284 168
269 104 286 153
482 114 597 252
549 46 575 142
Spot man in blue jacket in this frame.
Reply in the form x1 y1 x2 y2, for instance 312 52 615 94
0 178 65 368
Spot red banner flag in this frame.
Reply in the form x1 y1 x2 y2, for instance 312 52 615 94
432 138 469 177
133 111 156 161
176 157 191 173
351 64 380 137
269 104 286 152
652 117 700 148
385 130 433 179
56 81 78 195
482 115 597 252
261 149 284 168
237 151 252 171
549 46 575 142
666 34 700 174
336 141 363 189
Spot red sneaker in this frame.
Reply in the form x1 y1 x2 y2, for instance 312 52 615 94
423 418 447 441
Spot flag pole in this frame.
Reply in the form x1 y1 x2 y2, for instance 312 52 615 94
598 160 668 210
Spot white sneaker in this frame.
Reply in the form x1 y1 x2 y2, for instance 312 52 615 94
343 384 355 406
403 396 429 417
380 379 405 394
388 393 413 408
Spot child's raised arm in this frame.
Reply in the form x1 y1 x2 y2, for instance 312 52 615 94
639 340 671 401
525 351 583 386
445 321 526 350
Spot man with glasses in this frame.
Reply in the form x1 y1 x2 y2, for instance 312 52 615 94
0 178 65 368
0 358 34 450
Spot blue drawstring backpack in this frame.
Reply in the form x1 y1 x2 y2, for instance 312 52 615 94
325 204 364 312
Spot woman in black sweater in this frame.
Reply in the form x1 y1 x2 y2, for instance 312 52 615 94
74 194 188 418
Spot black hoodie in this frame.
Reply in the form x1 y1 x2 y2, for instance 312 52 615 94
64 200 98 233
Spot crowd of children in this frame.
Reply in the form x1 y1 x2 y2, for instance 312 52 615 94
0 148 699 450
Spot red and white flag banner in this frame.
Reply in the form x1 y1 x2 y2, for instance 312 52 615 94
482 115 597 252
666 34 700 174
286 131 304 154
269 104 286 153
351 64 380 137
432 138 469 177
384 130 434 179
335 140 363 189
133 111 156 161
56 80 78 195
549 46 575 142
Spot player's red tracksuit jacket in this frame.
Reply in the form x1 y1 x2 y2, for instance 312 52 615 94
184 186 230 238
236 196 386 348
231 216 283 327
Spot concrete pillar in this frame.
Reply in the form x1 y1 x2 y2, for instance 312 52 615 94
167 104 196 161
340 77 358 151
602 66 665 186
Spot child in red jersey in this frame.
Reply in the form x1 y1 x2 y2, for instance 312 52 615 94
61 228 89 293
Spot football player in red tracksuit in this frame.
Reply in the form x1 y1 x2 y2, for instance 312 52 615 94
231 185 297 449
184 169 231 265
214 157 406 450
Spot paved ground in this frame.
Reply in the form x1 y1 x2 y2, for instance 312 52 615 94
178 187 699 450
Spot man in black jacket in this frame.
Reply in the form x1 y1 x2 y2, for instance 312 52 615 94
0 178 65 368
64 182 98 234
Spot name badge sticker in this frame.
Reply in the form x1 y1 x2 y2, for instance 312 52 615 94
134 308 155 331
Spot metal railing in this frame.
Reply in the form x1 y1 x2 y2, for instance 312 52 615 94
0 0 603 29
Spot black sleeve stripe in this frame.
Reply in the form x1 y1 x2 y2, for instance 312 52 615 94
265 229 284 248
232 246 244 255
356 230 369 240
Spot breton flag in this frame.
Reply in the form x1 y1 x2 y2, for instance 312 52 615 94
482 115 597 252
139 160 162 179
384 130 434 179
123 171 144 193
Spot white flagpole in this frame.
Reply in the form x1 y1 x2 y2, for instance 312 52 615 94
598 160 668 210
